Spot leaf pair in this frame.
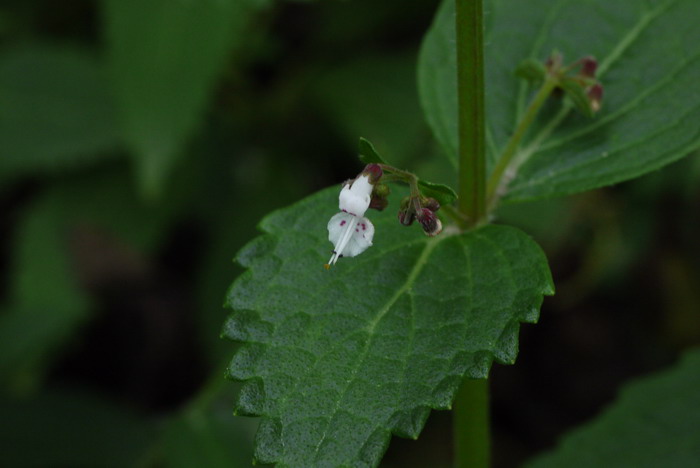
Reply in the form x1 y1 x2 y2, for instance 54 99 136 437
419 0 700 203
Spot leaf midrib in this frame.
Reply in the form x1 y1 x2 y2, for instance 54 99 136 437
309 234 447 463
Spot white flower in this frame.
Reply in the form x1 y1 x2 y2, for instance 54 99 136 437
326 174 375 267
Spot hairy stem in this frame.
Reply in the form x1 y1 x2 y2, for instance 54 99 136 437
454 378 490 468
455 0 486 227
453 1 490 467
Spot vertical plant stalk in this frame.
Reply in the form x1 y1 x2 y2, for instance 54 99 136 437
455 0 486 227
454 1 490 468
454 379 490 468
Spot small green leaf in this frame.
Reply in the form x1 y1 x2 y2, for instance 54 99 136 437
558 78 594 118
417 179 458 206
419 0 700 202
0 45 120 177
359 137 457 206
515 58 547 83
103 0 265 198
223 188 553 467
358 137 388 164
527 348 700 468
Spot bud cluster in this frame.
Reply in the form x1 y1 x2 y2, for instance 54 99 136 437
397 195 443 237
549 53 604 116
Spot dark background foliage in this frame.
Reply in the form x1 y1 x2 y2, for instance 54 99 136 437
0 1 698 466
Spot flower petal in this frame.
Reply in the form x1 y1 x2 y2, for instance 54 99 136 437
338 174 372 216
342 216 374 257
327 212 374 260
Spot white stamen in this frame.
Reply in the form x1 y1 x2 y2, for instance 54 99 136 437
328 215 357 265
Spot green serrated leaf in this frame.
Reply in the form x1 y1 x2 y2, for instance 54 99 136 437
416 179 458 206
0 45 120 178
527 348 700 468
103 0 265 198
419 0 700 202
223 188 553 467
358 137 388 164
515 58 547 83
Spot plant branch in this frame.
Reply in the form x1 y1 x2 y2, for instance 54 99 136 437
486 77 557 206
455 0 486 227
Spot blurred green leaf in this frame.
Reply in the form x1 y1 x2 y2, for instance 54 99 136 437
0 198 89 391
0 45 120 177
515 58 547 83
419 0 700 202
163 379 257 468
0 166 186 390
0 389 155 467
102 0 266 198
527 348 700 468
313 53 432 168
223 187 553 466
359 137 388 165
558 78 594 118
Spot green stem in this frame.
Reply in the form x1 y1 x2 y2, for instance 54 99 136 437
453 1 490 467
486 78 557 205
454 378 490 468
455 0 486 227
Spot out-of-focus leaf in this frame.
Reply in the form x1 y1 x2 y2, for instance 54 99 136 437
0 45 120 177
0 166 186 390
313 53 432 168
163 379 257 468
102 0 266 198
0 389 155 467
515 58 547 83
0 198 88 391
527 348 700 468
359 137 388 165
419 0 700 202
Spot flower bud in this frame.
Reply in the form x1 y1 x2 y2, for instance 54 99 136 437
423 197 440 212
587 83 603 113
545 51 564 74
369 196 389 211
398 196 415 226
373 183 390 198
580 56 598 79
416 208 442 236
362 163 383 184
398 210 415 226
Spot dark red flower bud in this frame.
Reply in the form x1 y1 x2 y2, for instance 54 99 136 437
423 197 440 212
362 164 383 184
370 196 389 211
580 56 598 79
587 83 603 113
416 208 442 236
398 210 415 226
